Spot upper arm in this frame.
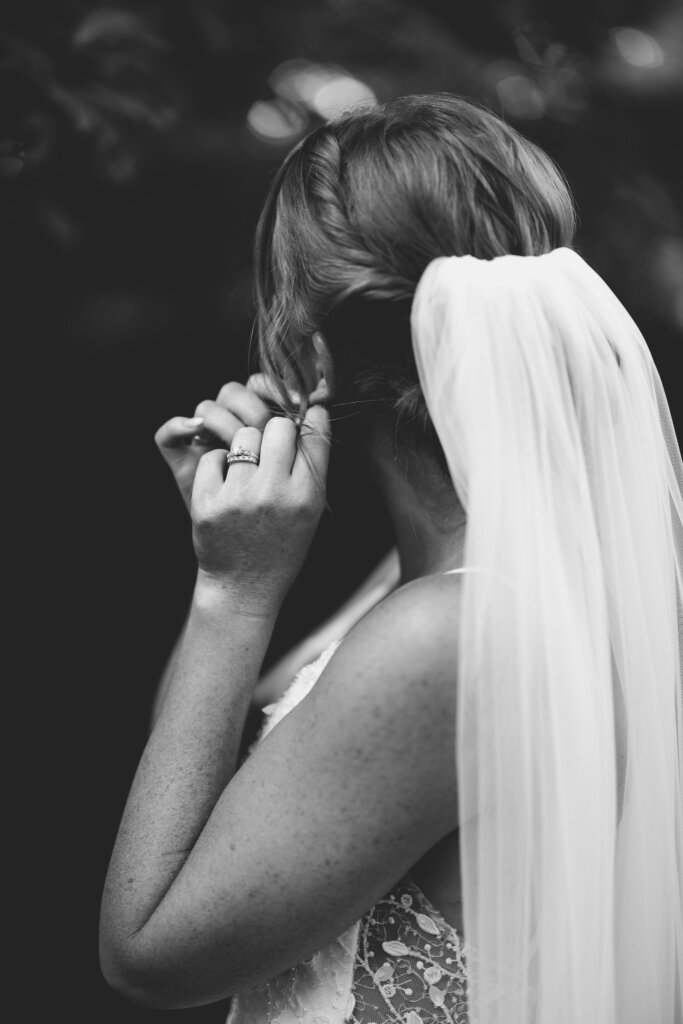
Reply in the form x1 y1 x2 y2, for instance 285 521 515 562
129 573 462 1007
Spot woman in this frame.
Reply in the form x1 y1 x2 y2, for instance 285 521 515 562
99 94 683 1023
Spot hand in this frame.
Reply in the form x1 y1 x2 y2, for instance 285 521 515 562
154 376 284 513
191 405 330 616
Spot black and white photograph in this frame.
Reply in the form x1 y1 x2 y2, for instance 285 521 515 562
4 1 682 1021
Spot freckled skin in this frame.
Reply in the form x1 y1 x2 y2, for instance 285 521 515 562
100 571 462 1008
102 376 467 1009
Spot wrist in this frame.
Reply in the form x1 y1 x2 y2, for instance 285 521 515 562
193 569 282 623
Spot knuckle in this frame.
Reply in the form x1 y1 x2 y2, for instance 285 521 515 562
191 501 211 527
192 490 221 521
231 425 262 447
246 374 278 410
194 399 213 418
265 415 296 437
252 406 272 429
295 496 319 520
278 486 308 515
293 483 322 514
170 415 186 431
225 491 256 517
199 449 219 468
263 482 286 507
218 381 242 404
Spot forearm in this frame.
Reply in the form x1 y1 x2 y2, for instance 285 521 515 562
150 611 189 729
101 574 277 956
149 581 215 730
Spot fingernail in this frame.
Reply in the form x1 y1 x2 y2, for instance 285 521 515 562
183 417 204 428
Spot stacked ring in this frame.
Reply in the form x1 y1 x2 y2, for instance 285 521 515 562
226 445 260 466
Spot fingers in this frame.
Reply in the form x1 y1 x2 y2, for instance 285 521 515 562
247 372 329 407
259 417 299 478
253 407 330 485
192 379 274 451
155 416 205 452
216 380 272 429
159 374 317 456
191 448 228 512
193 400 245 448
159 380 326 508
293 405 331 487
247 373 299 407
193 426 264 512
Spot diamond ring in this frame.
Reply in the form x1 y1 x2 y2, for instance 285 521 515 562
226 446 260 466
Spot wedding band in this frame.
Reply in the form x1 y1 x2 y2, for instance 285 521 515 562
229 445 260 460
227 453 259 465
226 446 260 466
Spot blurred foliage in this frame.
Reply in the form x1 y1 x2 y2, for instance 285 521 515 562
2 0 682 359
1 1 179 248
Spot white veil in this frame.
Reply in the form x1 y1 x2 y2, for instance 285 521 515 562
410 247 683 1024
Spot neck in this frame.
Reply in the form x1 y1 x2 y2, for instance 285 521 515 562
369 434 467 586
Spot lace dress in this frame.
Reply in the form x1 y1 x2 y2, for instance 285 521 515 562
227 629 471 1024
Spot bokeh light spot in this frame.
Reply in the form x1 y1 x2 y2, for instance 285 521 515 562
309 74 376 119
495 74 546 119
610 27 664 68
652 236 683 329
269 59 376 120
246 99 307 143
270 60 332 105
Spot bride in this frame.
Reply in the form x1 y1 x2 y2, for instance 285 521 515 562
99 93 683 1023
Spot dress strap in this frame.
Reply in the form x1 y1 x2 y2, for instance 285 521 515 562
443 566 516 587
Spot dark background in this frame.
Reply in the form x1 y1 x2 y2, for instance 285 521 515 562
3 1 681 1020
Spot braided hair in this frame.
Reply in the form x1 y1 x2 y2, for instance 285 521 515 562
254 93 576 471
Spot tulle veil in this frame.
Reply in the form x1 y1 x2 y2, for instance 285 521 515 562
410 247 683 1024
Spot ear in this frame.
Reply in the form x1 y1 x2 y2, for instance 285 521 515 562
310 331 334 402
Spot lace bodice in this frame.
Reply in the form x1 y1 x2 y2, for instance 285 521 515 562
227 636 470 1024
349 876 469 1024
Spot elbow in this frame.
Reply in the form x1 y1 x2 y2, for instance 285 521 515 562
100 959 191 1010
99 932 181 1009
99 939 167 1009
99 932 237 1010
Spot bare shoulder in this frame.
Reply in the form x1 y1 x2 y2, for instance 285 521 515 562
291 570 463 840
311 570 463 731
